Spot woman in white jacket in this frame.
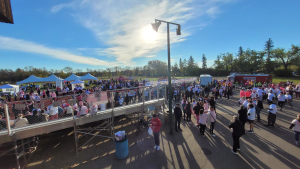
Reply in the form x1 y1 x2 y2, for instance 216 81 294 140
289 114 300 145
208 106 217 137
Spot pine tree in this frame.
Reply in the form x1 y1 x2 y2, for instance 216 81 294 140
179 58 183 75
202 54 207 69
238 46 243 58
265 38 274 73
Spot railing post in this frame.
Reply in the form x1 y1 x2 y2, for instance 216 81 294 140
4 104 11 135
157 86 159 101
72 109 79 155
142 87 145 111
111 91 115 142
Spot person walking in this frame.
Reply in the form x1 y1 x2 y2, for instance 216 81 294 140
229 115 244 154
289 114 300 145
265 101 277 126
193 102 203 127
285 92 293 107
209 97 216 113
247 104 255 133
208 106 217 137
240 88 245 98
174 104 182 132
278 92 286 110
199 110 208 137
185 101 193 123
151 114 162 150
181 98 187 121
255 97 263 122
238 105 247 135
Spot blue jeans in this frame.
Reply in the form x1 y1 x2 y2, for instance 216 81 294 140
295 131 300 141
256 108 261 121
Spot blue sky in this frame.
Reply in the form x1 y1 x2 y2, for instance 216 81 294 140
0 0 299 71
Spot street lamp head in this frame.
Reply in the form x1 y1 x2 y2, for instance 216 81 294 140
176 25 181 35
151 21 161 32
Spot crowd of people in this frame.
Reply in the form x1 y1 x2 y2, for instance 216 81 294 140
2 77 300 155
0 77 169 130
153 79 300 154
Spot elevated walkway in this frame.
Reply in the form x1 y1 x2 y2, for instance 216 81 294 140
0 99 165 145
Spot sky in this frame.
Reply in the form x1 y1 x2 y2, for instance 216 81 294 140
0 0 300 71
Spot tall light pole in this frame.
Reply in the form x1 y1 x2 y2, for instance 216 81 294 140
151 19 181 135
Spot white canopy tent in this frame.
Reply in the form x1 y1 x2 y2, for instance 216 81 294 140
71 79 85 90
0 84 20 94
80 73 97 80
64 74 82 82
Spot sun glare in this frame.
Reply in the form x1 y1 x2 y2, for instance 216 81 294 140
141 25 158 42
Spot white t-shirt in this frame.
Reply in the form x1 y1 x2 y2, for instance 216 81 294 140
49 106 58 115
79 106 88 116
257 89 264 96
285 94 292 101
278 95 286 101
276 89 281 96
243 101 249 109
208 110 216 122
251 92 256 99
239 98 245 105
199 113 208 125
247 108 256 120
268 93 274 100
73 103 78 110
64 106 73 114
265 88 269 94
291 119 300 132
268 104 277 114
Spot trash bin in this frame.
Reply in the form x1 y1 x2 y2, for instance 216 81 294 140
115 135 129 159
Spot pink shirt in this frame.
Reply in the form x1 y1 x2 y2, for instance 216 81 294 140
51 93 56 98
240 90 245 98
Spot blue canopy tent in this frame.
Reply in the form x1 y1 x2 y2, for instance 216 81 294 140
64 74 82 82
80 73 97 80
40 74 63 82
16 75 43 85
16 74 63 85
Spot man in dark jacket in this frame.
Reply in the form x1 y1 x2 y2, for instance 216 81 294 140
229 115 244 154
209 97 216 113
174 104 182 132
238 105 247 134
255 97 263 122
185 90 189 102
25 109 42 124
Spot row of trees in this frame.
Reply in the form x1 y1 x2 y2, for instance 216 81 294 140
213 39 300 75
0 39 299 84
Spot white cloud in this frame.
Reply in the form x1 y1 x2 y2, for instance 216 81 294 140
0 36 118 66
50 0 231 66
51 2 75 13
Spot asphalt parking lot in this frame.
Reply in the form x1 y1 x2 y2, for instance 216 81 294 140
1 89 300 169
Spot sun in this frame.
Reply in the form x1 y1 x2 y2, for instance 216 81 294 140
141 25 158 42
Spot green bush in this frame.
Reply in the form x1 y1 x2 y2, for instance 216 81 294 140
274 68 293 77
